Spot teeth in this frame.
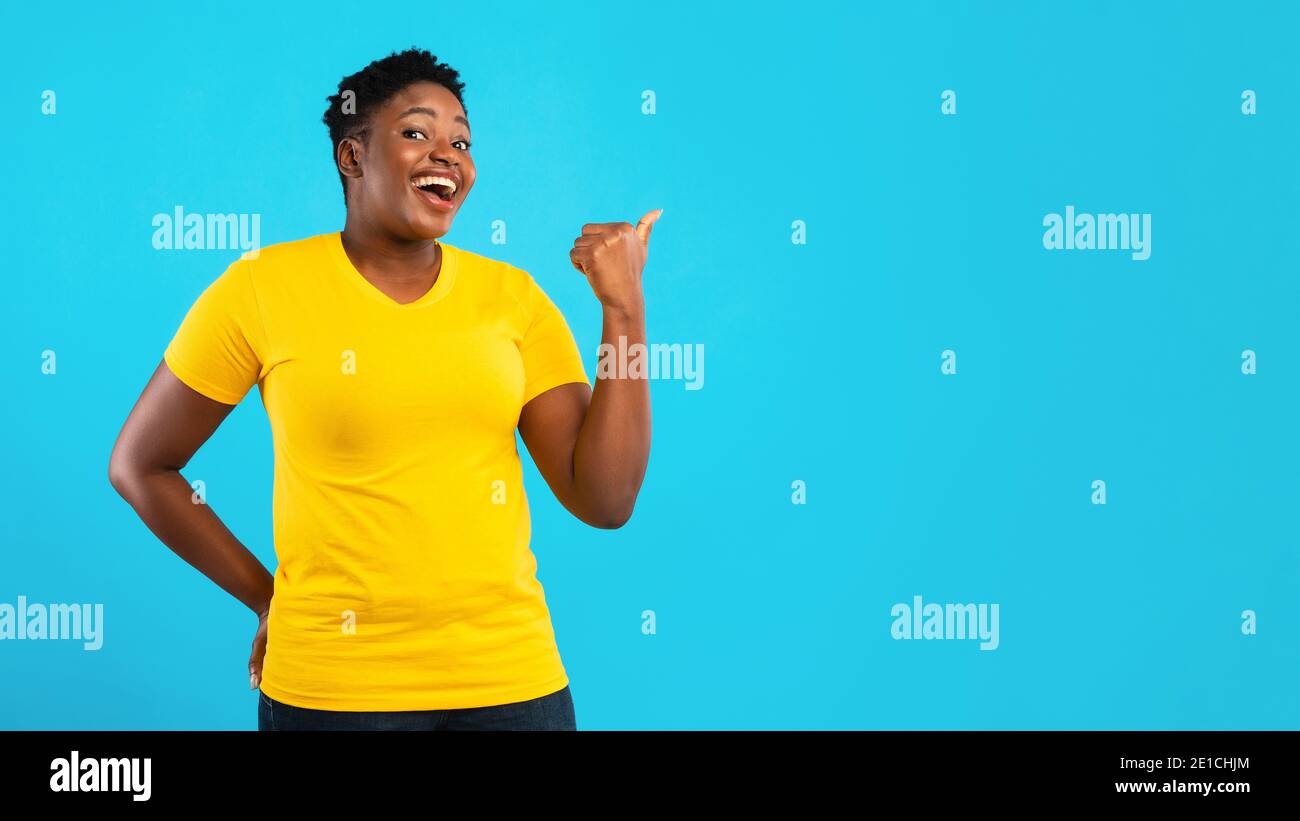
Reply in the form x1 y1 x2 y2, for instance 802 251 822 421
411 175 457 194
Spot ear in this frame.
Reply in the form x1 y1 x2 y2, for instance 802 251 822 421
336 137 364 181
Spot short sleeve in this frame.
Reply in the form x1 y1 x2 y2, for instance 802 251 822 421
519 274 589 405
163 260 267 405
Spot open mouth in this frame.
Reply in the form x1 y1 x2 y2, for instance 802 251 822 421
411 175 457 202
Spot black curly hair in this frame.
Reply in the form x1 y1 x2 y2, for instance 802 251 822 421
322 48 468 206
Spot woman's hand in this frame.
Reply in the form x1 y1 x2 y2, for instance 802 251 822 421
569 209 662 315
249 608 269 690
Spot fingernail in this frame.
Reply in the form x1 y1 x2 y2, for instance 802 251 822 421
249 673 256 690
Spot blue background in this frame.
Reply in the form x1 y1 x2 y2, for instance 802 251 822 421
2 0 1296 729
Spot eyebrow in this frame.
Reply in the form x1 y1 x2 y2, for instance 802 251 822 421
398 106 471 130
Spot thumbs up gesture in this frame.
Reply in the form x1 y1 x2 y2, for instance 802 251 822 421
570 209 662 314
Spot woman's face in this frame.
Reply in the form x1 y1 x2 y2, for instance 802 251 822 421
342 80 476 240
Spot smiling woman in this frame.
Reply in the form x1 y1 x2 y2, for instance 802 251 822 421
320 55 478 303
107 47 661 731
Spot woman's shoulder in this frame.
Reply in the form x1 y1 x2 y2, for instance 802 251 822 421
444 241 522 275
441 241 541 295
234 232 336 268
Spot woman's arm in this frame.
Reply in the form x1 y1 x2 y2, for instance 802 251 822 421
519 304 650 529
108 361 275 682
518 211 660 529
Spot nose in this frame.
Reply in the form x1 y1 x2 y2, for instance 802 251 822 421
427 135 459 165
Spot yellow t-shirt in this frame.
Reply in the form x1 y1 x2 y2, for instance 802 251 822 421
163 231 590 711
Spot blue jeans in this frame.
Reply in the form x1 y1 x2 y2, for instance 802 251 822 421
257 685 576 731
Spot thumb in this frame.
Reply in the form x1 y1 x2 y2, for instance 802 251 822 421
635 209 663 245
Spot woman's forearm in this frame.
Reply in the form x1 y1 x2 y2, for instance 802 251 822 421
571 302 652 527
111 467 274 616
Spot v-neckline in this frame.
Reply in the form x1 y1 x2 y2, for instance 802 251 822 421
327 232 458 309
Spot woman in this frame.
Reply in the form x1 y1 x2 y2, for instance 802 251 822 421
107 48 657 730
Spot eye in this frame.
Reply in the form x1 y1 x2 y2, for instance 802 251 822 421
453 139 472 151
402 129 428 140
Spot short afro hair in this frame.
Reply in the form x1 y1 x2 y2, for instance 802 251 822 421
322 47 468 206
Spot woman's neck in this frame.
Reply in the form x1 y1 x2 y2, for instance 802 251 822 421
340 213 442 290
